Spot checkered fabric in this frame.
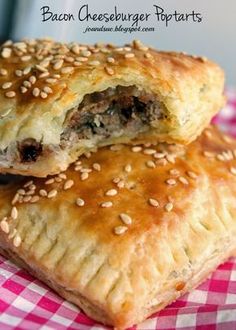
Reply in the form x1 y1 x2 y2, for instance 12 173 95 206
0 89 236 330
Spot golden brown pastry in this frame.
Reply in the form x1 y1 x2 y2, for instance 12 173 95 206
0 38 224 177
0 125 236 329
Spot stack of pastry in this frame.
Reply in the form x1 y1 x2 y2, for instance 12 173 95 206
0 39 234 329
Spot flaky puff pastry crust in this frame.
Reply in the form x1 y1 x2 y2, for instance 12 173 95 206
1 126 236 329
0 39 224 177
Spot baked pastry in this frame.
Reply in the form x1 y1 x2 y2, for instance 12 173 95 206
0 39 224 177
0 125 236 329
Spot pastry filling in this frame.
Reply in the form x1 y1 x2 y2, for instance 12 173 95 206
18 86 166 162
61 85 166 144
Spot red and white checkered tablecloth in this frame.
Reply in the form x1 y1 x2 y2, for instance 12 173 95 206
1 89 236 330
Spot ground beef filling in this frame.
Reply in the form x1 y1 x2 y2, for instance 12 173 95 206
62 85 165 142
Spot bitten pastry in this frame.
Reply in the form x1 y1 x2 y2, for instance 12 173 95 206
0 38 224 177
0 126 236 329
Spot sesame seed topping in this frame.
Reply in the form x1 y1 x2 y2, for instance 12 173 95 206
23 196 32 203
110 144 123 151
166 154 175 164
30 196 40 203
107 57 115 63
124 53 135 59
0 219 9 234
186 171 198 179
230 166 236 175
20 86 28 94
144 148 156 155
61 66 74 74
149 198 159 207
106 189 118 196
13 234 21 247
166 178 176 186
132 146 142 152
156 158 168 166
23 66 32 75
15 69 23 77
8 228 17 239
165 202 173 212
144 53 152 58
23 80 31 88
124 164 132 173
113 177 120 183
0 68 8 76
46 78 57 84
21 55 31 62
89 60 100 66
11 193 19 205
81 172 89 181
47 189 58 198
76 198 85 206
64 179 74 190
43 86 53 94
32 87 40 97
203 151 215 158
169 169 180 176
11 207 18 220
146 160 156 168
117 180 125 188
104 66 114 75
53 59 64 70
1 47 12 58
101 201 113 208
40 91 48 99
92 163 101 171
178 176 189 185
59 173 67 179
119 213 132 225
80 168 92 173
222 135 232 144
153 152 165 159
35 64 48 72
39 72 49 78
39 189 47 197
5 91 16 98
114 225 128 235
45 178 54 185
2 82 12 89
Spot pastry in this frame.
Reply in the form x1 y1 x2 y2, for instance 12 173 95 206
0 125 236 329
0 39 224 177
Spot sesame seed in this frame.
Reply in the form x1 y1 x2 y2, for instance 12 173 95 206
146 160 156 168
178 176 189 185
45 178 54 185
23 196 32 202
117 180 125 188
39 189 47 197
53 59 64 70
144 53 152 58
186 171 198 179
101 201 113 208
11 207 18 220
113 177 120 184
80 168 92 173
89 60 100 66
222 135 232 144
32 87 40 97
119 213 132 225
106 189 118 196
84 152 91 158
25 190 35 196
132 146 142 152
76 56 88 62
15 69 23 77
124 53 135 59
55 177 62 183
154 152 165 159
114 226 128 235
47 189 58 198
92 163 101 171
166 178 176 186
63 179 74 190
107 57 115 64
169 169 180 176
230 166 236 175
5 91 16 98
124 164 132 173
105 66 114 75
149 198 159 207
1 47 12 58
203 151 215 158
46 78 57 84
43 86 53 94
39 72 49 79
76 198 85 207
13 234 21 247
24 180 34 188
110 144 123 151
11 193 19 205
0 68 8 76
216 154 225 161
30 196 40 203
71 45 80 55
61 66 74 74
115 47 124 52
144 148 156 155
166 154 175 164
2 82 12 89
17 189 25 195
81 172 89 181
35 64 48 72
124 47 132 52
40 91 48 99
74 61 82 67
156 159 168 166
0 219 9 234
165 202 173 212
59 173 67 179
21 55 31 62
75 165 82 171
20 86 28 94
23 66 32 75
23 80 31 88
8 228 17 239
